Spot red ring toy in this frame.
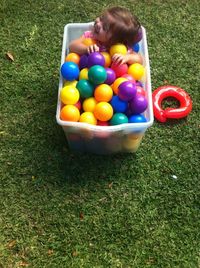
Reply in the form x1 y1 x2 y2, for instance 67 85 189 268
152 85 192 122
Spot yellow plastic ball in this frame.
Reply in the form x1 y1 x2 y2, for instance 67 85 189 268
60 105 80 122
60 85 80 105
128 63 145 81
79 68 89 80
109 43 127 57
82 38 96 46
111 77 128 95
101 52 111 67
93 102 113 122
82 97 97 112
64 80 78 87
79 112 97 125
94 84 113 102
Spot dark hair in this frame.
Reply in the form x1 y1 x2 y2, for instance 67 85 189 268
100 6 141 48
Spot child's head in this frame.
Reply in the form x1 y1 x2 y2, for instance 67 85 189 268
92 6 141 48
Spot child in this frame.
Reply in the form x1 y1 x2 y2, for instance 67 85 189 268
69 6 142 65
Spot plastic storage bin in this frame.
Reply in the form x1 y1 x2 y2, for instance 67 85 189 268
56 22 154 154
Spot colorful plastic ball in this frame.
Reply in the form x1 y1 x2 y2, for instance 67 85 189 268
79 112 97 125
112 77 128 95
82 97 97 112
64 80 78 87
94 102 113 121
128 114 147 123
82 38 96 46
76 79 95 98
136 86 146 96
87 52 105 67
97 120 109 126
65 53 80 65
101 52 111 67
128 63 145 81
79 68 88 80
133 27 143 43
60 85 80 105
111 62 128 78
110 113 128 125
109 43 127 57
132 43 140 53
105 68 116 85
74 100 82 110
118 81 137 101
79 54 88 70
94 84 113 102
88 65 107 85
61 62 80 81
129 94 148 114
60 105 80 121
110 95 128 113
122 74 136 83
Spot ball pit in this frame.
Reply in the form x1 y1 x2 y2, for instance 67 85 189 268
56 23 154 154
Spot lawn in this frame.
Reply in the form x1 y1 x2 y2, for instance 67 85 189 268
0 0 200 267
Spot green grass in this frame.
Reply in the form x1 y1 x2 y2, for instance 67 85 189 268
0 0 200 267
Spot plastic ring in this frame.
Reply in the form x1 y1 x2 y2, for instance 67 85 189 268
152 85 192 122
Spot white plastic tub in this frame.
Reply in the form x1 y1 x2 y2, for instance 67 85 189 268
56 23 154 154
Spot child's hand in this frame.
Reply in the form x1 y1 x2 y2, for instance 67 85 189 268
112 53 130 65
87 44 100 54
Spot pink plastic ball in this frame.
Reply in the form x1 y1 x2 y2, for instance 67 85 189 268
111 62 128 78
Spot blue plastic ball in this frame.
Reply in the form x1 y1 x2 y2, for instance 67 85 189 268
110 95 128 113
132 43 140 53
128 114 147 123
61 61 80 81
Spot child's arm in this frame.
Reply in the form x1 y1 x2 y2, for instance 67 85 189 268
112 51 143 65
69 37 100 55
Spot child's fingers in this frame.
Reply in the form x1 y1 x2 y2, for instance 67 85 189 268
87 44 99 54
112 54 124 65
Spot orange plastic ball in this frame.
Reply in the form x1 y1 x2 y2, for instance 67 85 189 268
94 84 113 102
65 53 80 65
82 97 97 112
101 52 111 67
82 38 96 46
79 112 97 125
60 85 80 105
93 102 113 121
112 77 128 95
128 63 145 81
60 105 80 121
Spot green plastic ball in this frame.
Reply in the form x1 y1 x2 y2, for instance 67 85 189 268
110 113 128 125
88 65 107 85
76 79 95 98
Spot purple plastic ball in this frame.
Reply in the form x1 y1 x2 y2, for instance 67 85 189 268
79 54 88 69
118 81 137 101
133 27 143 44
105 68 116 85
129 94 148 114
87 52 105 68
